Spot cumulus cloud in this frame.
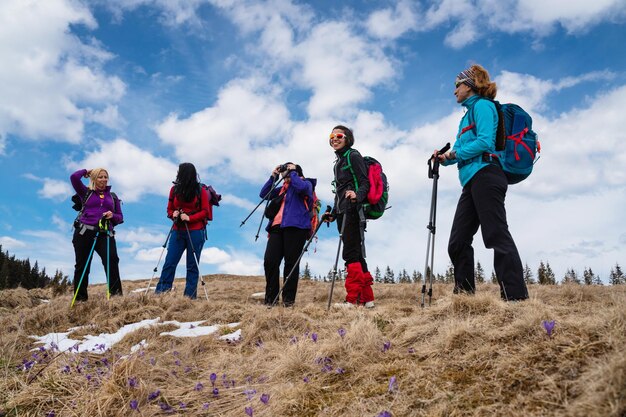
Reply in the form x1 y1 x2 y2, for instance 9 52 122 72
0 236 27 250
364 0 626 48
25 174 74 201
155 77 292 181
366 0 419 40
69 138 179 202
0 0 126 152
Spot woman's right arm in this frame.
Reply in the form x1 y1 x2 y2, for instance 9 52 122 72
166 187 176 219
70 169 88 196
259 176 277 199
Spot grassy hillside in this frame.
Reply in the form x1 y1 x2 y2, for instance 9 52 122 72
1 276 624 416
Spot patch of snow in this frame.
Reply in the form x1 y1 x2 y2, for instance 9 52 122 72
30 318 242 353
219 329 242 342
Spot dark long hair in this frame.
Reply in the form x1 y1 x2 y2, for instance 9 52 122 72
173 163 199 203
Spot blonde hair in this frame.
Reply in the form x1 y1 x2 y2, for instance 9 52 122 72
470 64 497 99
88 168 109 190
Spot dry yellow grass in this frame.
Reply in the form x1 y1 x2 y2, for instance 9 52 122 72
0 276 624 417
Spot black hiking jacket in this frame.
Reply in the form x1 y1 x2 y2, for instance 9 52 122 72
333 147 370 214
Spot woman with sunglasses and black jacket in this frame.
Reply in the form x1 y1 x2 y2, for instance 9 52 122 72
327 125 375 308
435 64 528 302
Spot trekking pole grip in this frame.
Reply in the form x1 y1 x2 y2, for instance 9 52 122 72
428 142 451 178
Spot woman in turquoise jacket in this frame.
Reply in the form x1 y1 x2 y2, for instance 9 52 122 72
435 64 528 301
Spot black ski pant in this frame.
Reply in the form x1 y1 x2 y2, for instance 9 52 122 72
448 164 528 301
336 208 368 273
263 226 309 306
72 227 123 302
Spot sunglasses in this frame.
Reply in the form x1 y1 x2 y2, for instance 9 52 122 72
455 78 470 88
329 133 347 140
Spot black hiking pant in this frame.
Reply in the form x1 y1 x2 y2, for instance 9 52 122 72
263 226 309 306
72 227 123 302
336 208 368 272
448 165 528 301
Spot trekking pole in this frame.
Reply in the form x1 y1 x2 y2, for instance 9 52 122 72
272 206 332 307
240 176 284 227
105 222 110 300
327 211 348 311
421 142 450 308
183 221 209 301
254 200 270 242
144 223 175 295
70 230 100 308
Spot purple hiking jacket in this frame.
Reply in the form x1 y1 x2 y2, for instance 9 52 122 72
71 169 123 229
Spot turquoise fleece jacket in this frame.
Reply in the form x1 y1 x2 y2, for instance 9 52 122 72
443 95 498 186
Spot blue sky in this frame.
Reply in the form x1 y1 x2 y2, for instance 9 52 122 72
1 0 625 285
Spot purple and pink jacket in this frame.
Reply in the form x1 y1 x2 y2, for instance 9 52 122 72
71 169 123 229
260 171 316 232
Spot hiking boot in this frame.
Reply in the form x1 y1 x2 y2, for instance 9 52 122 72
334 301 356 309
363 301 375 309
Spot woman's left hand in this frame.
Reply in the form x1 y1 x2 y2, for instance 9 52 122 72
180 213 190 222
345 190 357 202
103 211 113 219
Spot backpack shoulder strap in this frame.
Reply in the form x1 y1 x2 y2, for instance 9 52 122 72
74 190 93 224
468 97 505 150
342 148 359 191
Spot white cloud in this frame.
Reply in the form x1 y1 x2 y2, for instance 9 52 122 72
366 0 419 40
201 246 231 264
69 138 179 202
366 0 626 48
155 77 292 181
24 173 73 201
0 0 126 151
0 236 27 249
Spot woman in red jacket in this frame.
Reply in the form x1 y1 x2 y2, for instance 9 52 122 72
155 163 210 299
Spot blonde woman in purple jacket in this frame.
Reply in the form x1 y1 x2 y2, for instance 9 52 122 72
70 168 123 302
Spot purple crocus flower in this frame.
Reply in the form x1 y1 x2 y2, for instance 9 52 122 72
179 402 186 409
290 336 298 344
245 406 254 416
159 402 172 412
244 389 257 400
382 341 391 352
335 368 345 374
46 412 55 417
62 365 70 373
195 382 204 391
148 390 160 401
260 393 270 405
212 387 219 397
174 359 181 366
408 348 415 354
202 403 209 410
542 320 556 338
311 333 318 342
303 376 310 383
128 377 137 388
149 357 156 365
129 400 138 410
377 412 392 417
388 376 397 393
338 328 346 339
210 373 217 385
